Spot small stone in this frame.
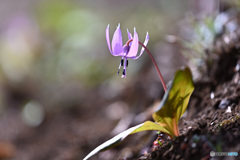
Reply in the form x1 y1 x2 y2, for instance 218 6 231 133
138 156 147 160
218 99 231 109
210 92 214 99
226 106 231 113
176 155 181 159
235 61 240 72
191 143 197 148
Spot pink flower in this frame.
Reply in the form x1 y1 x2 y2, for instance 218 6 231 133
106 24 149 78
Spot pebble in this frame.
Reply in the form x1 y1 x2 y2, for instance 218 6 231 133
188 126 192 130
191 143 197 148
226 106 232 113
235 61 240 72
218 99 231 109
210 92 215 99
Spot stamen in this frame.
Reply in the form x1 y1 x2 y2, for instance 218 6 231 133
121 69 126 78
121 57 127 78
123 45 130 54
121 59 124 66
117 60 123 75
118 59 124 75
122 69 126 75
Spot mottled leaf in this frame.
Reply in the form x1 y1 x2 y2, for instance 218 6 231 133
152 67 194 137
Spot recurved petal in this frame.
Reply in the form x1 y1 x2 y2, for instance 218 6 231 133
127 28 133 47
127 28 133 40
132 32 149 60
112 23 123 56
106 24 112 54
126 28 139 58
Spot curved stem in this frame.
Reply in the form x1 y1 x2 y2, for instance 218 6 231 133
138 41 167 92
126 39 167 92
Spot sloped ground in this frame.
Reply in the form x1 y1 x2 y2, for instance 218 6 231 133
142 28 240 160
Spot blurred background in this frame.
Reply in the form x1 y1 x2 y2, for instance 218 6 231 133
0 0 237 159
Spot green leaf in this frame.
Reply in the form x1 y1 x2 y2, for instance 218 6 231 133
83 121 166 160
152 67 194 137
130 121 170 135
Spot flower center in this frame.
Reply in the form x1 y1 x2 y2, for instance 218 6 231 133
123 39 133 55
123 45 130 55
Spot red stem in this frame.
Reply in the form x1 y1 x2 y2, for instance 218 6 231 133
126 39 167 92
138 41 167 92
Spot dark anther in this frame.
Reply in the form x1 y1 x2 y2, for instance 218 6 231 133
122 69 126 75
121 59 124 66
126 60 128 67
